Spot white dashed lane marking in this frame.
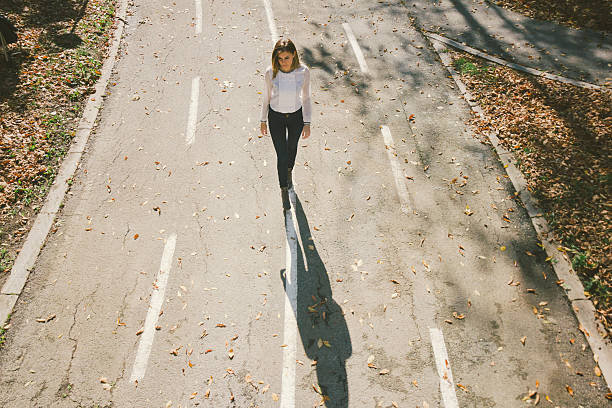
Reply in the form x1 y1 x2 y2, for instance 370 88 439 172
264 0 279 43
280 205 299 408
430 327 460 408
130 233 178 382
185 76 200 145
261 2 296 406
194 0 202 34
380 125 412 214
342 22 369 73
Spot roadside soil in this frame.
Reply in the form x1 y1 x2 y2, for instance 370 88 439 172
450 50 611 339
461 0 611 340
492 0 612 33
0 0 117 293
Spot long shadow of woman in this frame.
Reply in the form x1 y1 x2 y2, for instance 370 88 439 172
281 194 352 407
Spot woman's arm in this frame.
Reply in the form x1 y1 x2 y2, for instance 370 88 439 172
301 67 312 138
260 69 272 135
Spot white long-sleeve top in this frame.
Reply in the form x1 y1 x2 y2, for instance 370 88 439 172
260 64 312 124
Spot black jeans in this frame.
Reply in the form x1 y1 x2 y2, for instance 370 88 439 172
268 108 304 188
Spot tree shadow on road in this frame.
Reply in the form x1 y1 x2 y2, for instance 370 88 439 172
280 193 352 407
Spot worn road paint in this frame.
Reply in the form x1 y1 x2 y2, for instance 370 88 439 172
194 0 202 34
280 205 298 408
130 233 178 382
185 76 200 145
263 0 279 43
342 23 369 73
430 327 460 408
380 125 411 214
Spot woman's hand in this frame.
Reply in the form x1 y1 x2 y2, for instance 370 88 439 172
260 122 267 136
302 124 311 139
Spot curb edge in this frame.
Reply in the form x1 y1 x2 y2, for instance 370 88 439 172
426 36 612 393
0 0 129 325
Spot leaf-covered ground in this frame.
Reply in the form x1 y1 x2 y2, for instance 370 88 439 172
0 0 116 287
492 0 611 33
450 52 611 339
1 0 610 343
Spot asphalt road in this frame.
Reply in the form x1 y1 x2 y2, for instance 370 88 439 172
0 0 608 407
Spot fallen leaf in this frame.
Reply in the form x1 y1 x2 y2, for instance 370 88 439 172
457 383 468 392
36 314 56 323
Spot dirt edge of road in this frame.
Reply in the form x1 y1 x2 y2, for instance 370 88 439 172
427 37 611 397
0 0 127 339
0 1 118 294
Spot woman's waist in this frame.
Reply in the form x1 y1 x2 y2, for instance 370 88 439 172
268 107 303 116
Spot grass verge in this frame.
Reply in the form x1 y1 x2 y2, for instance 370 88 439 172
0 0 117 285
450 51 611 339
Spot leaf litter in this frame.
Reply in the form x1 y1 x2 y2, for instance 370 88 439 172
451 50 611 339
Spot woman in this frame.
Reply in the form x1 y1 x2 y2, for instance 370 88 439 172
260 38 311 211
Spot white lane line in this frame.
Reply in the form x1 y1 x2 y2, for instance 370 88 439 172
194 0 202 34
430 328 460 408
280 206 298 408
342 23 368 73
380 126 411 214
130 233 178 383
263 0 279 43
185 76 200 145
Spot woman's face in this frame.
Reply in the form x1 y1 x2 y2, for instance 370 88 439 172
277 51 294 72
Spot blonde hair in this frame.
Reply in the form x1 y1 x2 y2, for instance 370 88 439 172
271 38 300 78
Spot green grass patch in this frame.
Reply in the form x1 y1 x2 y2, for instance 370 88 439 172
0 314 10 348
584 275 612 304
453 57 491 75
0 248 13 273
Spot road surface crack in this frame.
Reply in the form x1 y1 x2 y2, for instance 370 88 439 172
122 223 131 248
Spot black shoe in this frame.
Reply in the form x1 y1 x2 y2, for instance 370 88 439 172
281 187 291 210
287 168 293 190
